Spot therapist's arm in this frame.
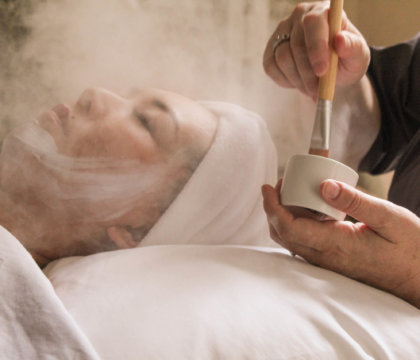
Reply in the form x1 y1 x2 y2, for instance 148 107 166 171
262 1 420 308
261 180 420 309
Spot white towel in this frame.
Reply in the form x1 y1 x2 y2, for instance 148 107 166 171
0 226 99 359
140 101 278 247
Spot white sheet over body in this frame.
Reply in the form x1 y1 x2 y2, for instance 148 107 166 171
0 226 99 360
44 245 420 360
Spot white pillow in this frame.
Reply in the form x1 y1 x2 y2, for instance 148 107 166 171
44 245 420 360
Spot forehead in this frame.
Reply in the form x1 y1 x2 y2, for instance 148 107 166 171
128 88 188 103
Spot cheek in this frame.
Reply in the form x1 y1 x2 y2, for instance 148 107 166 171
63 126 159 161
0 149 46 203
63 132 114 158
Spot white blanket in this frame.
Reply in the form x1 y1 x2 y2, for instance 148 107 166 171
44 245 420 360
0 226 99 360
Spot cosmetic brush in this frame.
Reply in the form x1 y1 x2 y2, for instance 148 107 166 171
309 0 344 157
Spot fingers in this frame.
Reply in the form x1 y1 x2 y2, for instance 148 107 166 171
263 2 319 97
261 183 337 253
290 19 319 95
320 179 411 240
261 181 397 282
263 19 295 91
261 183 293 228
264 1 369 96
263 2 332 98
261 182 384 282
274 37 305 93
262 183 420 308
301 3 330 77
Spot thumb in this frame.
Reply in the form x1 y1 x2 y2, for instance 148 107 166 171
320 179 397 236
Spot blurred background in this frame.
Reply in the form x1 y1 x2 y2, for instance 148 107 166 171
344 0 419 46
1 0 419 198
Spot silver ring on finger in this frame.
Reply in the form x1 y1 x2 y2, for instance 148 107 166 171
272 32 291 53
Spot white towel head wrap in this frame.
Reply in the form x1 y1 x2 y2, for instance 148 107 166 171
141 101 278 247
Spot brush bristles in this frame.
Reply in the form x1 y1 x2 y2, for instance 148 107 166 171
308 148 330 158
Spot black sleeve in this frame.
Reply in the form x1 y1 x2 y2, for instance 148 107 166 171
359 33 420 174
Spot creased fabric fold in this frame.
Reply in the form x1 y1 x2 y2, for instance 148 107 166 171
0 226 99 360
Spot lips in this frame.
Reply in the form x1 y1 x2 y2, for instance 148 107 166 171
37 103 70 141
52 103 70 121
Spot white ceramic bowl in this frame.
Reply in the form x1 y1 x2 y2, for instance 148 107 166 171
280 154 359 220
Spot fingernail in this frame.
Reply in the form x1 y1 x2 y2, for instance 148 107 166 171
313 61 327 76
322 180 341 200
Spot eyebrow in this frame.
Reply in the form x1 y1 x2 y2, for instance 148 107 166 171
151 98 179 138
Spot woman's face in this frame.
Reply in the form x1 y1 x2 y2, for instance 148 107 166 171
0 88 218 264
38 87 217 162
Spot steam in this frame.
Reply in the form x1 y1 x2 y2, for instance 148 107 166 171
1 0 231 138
0 121 169 223
1 0 252 233
20 0 228 94
1 0 307 179
0 0 310 259
1 1 305 151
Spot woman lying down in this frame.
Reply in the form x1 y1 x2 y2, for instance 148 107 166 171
0 87 419 359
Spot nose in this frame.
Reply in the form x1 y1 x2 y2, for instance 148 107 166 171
76 87 125 118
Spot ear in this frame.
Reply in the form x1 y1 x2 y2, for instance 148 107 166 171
106 226 138 249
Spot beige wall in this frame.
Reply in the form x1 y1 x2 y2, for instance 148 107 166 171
270 0 419 46
345 0 420 46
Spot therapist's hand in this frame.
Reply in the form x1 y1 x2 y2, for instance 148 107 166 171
261 179 420 309
263 1 370 98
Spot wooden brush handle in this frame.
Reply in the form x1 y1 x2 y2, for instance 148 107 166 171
317 0 344 101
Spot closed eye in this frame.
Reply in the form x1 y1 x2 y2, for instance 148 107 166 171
133 110 151 132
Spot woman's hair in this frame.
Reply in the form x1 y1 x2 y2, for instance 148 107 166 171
75 141 210 255
129 146 206 243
